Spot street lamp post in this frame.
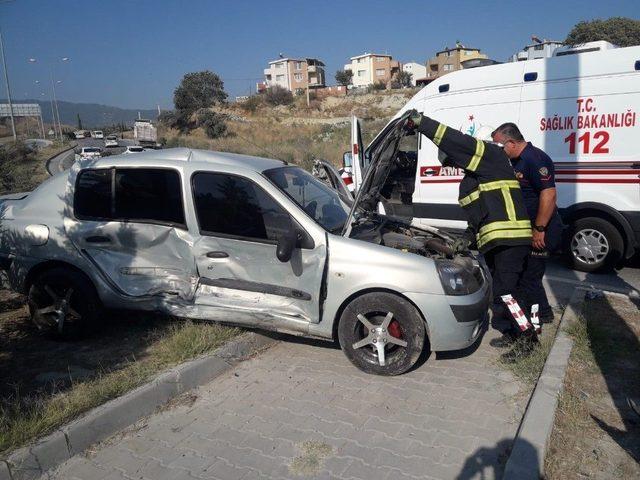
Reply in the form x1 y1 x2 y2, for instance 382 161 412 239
29 56 68 142
0 26 16 140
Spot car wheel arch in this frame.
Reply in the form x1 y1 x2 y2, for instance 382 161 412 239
332 288 430 343
24 260 100 302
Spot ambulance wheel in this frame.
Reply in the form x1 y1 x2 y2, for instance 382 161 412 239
338 292 426 376
567 217 623 273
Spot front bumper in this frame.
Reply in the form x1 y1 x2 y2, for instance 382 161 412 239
404 267 490 352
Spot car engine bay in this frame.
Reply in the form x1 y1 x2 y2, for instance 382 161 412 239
350 214 458 259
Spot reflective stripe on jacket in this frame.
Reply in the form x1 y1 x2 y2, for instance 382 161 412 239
417 116 532 253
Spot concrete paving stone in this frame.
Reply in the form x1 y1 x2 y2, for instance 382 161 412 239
320 456 354 478
341 457 391 480
165 452 217 475
200 460 249 480
361 417 405 438
49 459 110 480
423 460 468 480
45 325 527 480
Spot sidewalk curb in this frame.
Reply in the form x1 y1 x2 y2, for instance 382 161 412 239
503 288 585 480
44 143 77 176
0 331 277 480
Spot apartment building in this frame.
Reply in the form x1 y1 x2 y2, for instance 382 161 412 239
402 62 427 86
262 57 326 93
344 53 401 88
426 43 488 80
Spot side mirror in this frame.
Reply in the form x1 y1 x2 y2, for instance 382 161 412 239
342 152 352 168
276 229 298 263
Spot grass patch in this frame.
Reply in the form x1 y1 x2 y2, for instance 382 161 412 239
0 141 71 195
0 319 239 454
289 441 333 476
498 314 561 385
545 294 640 478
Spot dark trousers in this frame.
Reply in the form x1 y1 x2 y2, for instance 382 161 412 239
483 245 531 335
519 252 551 314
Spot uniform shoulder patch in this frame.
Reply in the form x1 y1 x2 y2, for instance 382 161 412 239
539 166 549 177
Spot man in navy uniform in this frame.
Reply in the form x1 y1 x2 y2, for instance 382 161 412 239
492 123 562 323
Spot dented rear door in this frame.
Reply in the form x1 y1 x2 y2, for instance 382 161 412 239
65 166 197 299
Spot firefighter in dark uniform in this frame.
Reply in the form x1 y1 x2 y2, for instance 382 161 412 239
407 111 534 343
492 123 562 323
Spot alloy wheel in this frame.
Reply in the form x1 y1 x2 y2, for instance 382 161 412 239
351 312 407 366
571 228 609 265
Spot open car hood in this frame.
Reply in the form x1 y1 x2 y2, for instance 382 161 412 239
342 111 416 236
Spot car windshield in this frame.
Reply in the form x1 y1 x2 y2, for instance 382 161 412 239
83 148 101 153
129 147 143 151
264 166 350 234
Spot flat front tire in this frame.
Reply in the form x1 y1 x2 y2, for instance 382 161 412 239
338 292 426 376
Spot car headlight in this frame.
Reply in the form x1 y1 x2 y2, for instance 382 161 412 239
436 259 481 296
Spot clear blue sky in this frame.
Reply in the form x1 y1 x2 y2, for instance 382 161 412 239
2 0 638 109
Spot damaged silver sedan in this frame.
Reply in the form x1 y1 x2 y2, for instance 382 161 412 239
0 114 490 375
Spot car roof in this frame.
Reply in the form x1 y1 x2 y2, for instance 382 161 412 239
79 147 287 173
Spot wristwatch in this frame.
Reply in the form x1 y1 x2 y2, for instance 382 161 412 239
534 225 547 232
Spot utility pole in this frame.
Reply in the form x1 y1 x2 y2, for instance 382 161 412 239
0 27 16 140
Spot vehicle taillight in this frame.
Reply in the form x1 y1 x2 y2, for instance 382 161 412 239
353 144 359 155
342 174 353 185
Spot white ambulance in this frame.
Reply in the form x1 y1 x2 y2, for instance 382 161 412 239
349 42 640 272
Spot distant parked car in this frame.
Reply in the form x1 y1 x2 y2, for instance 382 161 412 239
73 131 84 140
104 135 118 148
93 131 104 139
123 145 145 154
0 118 490 376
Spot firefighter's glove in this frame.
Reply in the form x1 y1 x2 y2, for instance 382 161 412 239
452 237 471 254
405 110 422 131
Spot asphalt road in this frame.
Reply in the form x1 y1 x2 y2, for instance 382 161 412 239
545 255 640 297
47 136 136 174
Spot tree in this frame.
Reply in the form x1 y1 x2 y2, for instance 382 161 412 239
392 70 413 89
76 114 83 130
565 17 640 47
335 70 353 94
197 110 227 139
173 71 228 114
264 86 294 106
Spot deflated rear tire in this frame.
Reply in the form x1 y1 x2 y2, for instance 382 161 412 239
28 267 101 340
338 292 426 376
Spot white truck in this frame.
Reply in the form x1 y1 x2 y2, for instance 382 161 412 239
133 119 158 147
348 42 640 272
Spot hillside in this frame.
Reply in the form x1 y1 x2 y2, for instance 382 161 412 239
0 99 157 128
159 89 419 169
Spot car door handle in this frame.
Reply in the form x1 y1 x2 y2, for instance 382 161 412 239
85 235 111 243
206 251 229 259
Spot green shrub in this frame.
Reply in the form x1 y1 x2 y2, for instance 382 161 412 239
265 86 294 106
197 110 227 139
